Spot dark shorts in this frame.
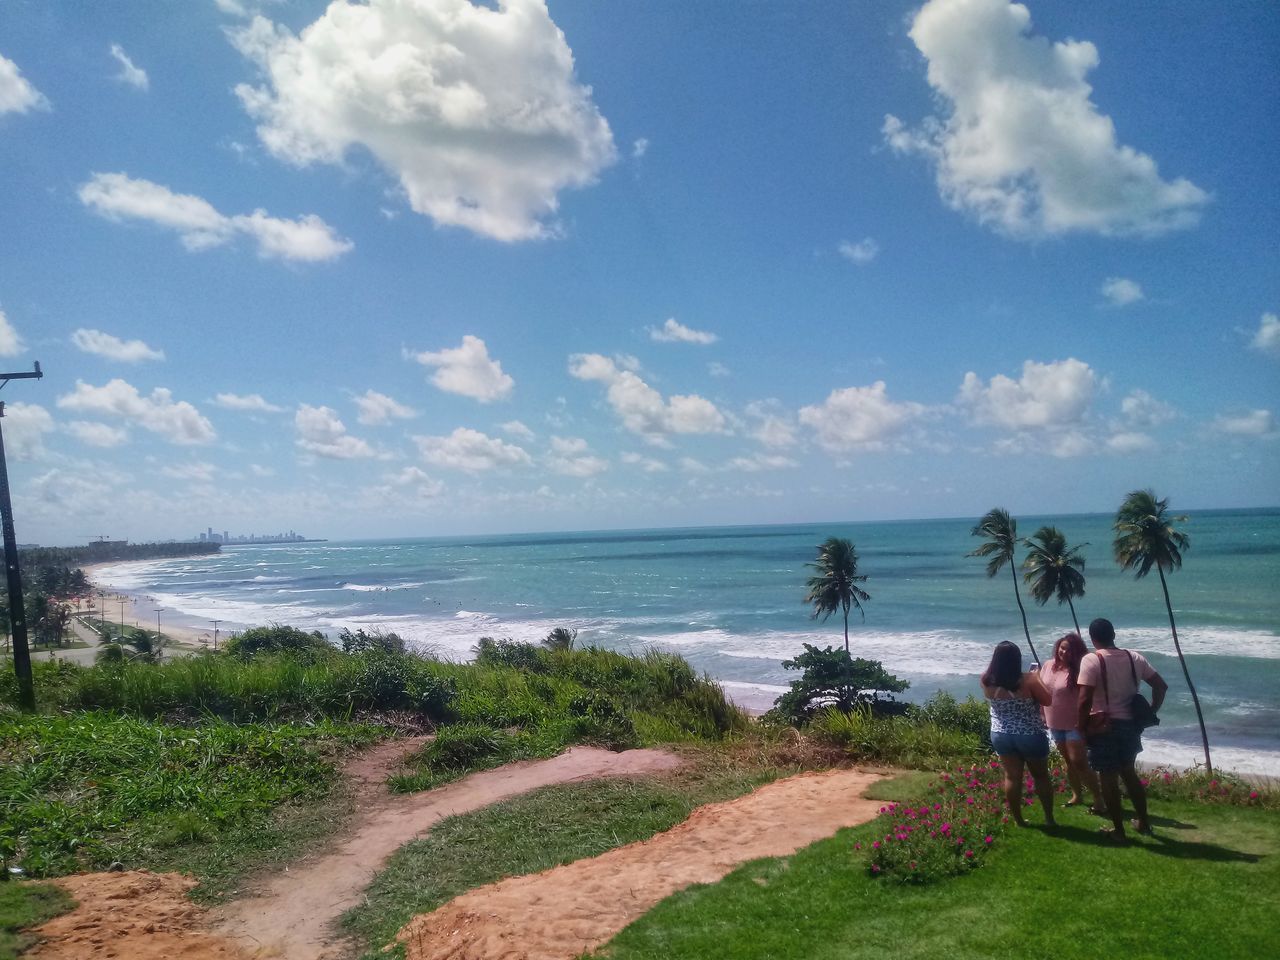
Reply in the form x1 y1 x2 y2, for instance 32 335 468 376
1086 719 1143 773
991 730 1050 760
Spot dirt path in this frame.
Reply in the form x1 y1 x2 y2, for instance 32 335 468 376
214 745 683 960
396 767 887 960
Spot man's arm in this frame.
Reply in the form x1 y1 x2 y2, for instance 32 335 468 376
1077 682 1096 733
1148 671 1168 713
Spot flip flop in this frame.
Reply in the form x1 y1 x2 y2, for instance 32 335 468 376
1131 819 1154 836
1087 804 1106 817
1098 826 1130 844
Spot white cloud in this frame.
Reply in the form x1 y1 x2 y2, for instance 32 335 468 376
727 453 799 472
380 465 445 499
406 335 513 403
109 44 149 91
57 379 216 445
66 421 130 448
5 403 54 460
679 457 710 475
838 238 879 265
295 403 378 459
707 361 731 378
249 463 275 477
0 53 48 115
649 318 718 345
798 382 924 453
1120 389 1175 427
547 436 607 477
78 172 352 261
1251 312 1280 358
231 0 616 242
1101 277 1144 306
1047 430 1091 459
1212 409 1276 437
884 0 1207 238
569 353 726 442
1106 431 1156 455
214 392 284 413
354 389 416 426
162 461 217 482
71 328 165 363
957 359 1097 429
501 420 535 441
620 451 667 473
632 138 649 159
0 309 24 356
745 401 797 449
415 427 531 472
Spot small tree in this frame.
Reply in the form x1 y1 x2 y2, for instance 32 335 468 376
772 644 909 724
338 627 407 655
803 537 871 653
541 626 578 652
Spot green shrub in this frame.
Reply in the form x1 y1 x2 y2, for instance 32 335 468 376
566 692 638 750
808 707 987 768
223 624 332 661
419 723 515 771
473 637 550 673
338 628 407 656
911 691 990 738
769 645 910 725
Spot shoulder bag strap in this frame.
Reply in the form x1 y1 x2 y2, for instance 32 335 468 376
1097 653 1110 710
1125 649 1138 685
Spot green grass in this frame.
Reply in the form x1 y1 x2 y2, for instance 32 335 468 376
342 750 792 959
0 711 383 898
593 786 1280 960
0 882 73 960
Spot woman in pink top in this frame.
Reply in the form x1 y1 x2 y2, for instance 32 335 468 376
1040 633 1100 811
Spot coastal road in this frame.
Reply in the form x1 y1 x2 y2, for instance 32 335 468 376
26 617 107 666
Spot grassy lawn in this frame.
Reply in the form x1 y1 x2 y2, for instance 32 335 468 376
342 750 793 960
594 790 1280 960
0 882 73 960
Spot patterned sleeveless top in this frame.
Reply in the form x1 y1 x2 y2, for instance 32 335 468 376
988 692 1046 735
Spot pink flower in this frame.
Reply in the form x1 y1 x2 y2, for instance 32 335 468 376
964 849 974 859
872 841 880 849
984 835 994 845
871 864 881 874
1250 791 1260 800
854 842 862 850
910 861 917 870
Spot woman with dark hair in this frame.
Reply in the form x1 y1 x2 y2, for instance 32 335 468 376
1040 633 1101 811
982 640 1056 827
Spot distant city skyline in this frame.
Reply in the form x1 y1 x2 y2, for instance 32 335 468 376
0 0 1275 545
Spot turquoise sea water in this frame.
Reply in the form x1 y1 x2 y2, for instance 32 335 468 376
95 508 1280 774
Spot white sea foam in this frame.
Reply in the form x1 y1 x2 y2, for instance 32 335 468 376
340 581 428 592
1141 738 1280 778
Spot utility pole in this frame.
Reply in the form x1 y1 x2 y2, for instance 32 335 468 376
119 596 127 643
154 607 163 661
0 362 44 712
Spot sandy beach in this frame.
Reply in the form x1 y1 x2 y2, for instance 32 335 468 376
80 562 222 650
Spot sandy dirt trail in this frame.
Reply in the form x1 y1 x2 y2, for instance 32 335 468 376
397 766 886 960
214 744 683 960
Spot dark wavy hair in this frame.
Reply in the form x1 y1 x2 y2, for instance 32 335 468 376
982 640 1023 692
1050 632 1088 686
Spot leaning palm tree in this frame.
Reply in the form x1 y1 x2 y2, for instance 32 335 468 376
1114 489 1211 774
1022 526 1088 635
804 537 871 653
969 508 1039 665
542 626 578 652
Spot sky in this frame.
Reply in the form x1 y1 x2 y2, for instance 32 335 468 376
0 0 1277 545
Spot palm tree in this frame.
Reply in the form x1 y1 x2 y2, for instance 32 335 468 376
969 508 1039 665
1022 526 1088 635
542 626 578 652
804 537 871 653
1114 489 1211 774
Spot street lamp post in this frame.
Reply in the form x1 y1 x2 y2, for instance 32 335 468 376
154 606 163 660
119 596 127 643
211 619 221 651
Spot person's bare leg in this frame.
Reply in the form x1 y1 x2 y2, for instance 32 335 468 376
1064 739 1100 809
1099 770 1126 839
1000 754 1027 825
1026 756 1056 826
1062 747 1084 804
1119 765 1151 833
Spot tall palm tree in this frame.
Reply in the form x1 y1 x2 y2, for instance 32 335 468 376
1114 489 1211 774
969 508 1039 665
804 537 871 653
1022 526 1088 635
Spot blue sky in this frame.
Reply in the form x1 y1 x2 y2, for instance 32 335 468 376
0 0 1276 544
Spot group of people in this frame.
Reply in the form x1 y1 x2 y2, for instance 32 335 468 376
981 617 1169 842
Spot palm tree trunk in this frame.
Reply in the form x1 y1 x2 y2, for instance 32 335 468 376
1066 596 1081 636
1010 564 1039 664
1158 566 1212 775
843 607 850 654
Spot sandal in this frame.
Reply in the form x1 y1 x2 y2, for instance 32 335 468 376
1087 804 1106 817
1131 819 1154 836
1098 826 1130 844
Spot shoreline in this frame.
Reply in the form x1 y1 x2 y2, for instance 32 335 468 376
81 558 1280 778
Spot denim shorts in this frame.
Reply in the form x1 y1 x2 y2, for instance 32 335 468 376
991 731 1050 760
1050 727 1084 745
1086 719 1143 773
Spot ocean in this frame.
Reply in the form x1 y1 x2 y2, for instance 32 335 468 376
92 508 1280 775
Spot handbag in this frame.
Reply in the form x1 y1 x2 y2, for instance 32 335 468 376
1126 650 1160 730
